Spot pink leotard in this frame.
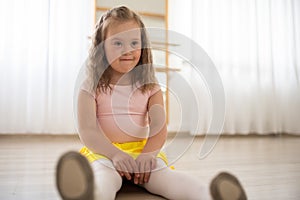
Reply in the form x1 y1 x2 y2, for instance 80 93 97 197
81 80 160 140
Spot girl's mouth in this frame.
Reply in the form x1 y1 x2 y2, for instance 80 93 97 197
119 58 134 61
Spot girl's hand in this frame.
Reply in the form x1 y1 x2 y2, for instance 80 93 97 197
111 151 138 180
134 154 157 184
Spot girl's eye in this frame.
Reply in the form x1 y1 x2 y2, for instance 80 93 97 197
113 41 122 47
131 41 140 48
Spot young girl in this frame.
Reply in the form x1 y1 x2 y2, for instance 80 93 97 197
56 6 247 200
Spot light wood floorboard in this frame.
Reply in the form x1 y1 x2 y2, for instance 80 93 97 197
0 134 299 200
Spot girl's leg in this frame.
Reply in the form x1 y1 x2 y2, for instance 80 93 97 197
143 159 211 200
91 159 123 200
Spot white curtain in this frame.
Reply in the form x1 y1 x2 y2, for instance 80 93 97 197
169 0 300 134
0 0 92 134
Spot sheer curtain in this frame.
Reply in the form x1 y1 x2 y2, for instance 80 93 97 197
0 0 92 134
169 0 300 134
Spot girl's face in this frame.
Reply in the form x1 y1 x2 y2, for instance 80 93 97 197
104 20 142 77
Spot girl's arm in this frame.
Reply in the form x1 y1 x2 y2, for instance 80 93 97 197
134 89 168 184
77 90 138 179
143 89 168 155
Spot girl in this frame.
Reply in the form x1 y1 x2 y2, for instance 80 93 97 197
56 6 247 200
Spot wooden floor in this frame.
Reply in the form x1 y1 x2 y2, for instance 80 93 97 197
0 134 299 200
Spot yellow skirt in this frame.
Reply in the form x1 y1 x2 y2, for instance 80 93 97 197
80 139 168 165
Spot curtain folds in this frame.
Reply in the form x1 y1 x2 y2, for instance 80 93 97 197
0 0 92 133
169 0 300 134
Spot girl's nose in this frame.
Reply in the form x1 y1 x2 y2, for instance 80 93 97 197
122 44 134 55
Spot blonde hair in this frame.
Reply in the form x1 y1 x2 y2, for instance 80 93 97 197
87 6 156 94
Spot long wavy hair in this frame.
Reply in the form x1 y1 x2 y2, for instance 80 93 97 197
87 6 156 94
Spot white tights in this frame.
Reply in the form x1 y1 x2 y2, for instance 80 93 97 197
91 159 211 200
